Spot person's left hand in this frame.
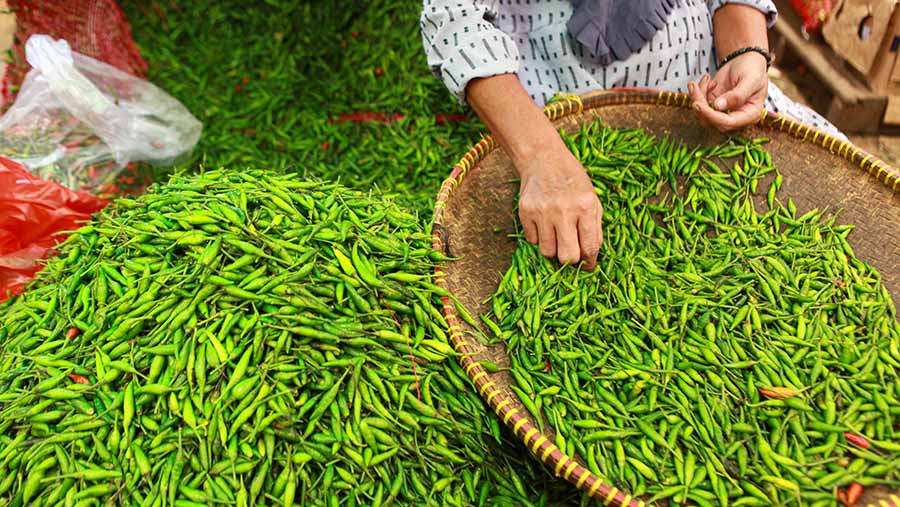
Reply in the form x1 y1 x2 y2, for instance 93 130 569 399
688 52 768 132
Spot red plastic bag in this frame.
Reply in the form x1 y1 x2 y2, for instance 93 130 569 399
0 156 107 301
789 0 838 35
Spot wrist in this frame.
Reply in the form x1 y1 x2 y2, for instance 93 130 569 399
509 131 559 167
509 133 574 180
713 4 768 59
719 47 772 69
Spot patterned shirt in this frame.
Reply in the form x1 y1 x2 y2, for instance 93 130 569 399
420 0 844 137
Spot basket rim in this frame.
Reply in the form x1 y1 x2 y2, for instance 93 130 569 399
430 88 900 507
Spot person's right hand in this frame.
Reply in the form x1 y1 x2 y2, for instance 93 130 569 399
515 143 603 270
463 73 603 269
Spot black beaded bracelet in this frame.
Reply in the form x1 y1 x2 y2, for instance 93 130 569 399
719 46 773 68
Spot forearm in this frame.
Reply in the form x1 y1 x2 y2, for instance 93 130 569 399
713 4 769 60
466 74 564 175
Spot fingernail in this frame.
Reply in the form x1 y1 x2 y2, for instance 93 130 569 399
715 98 727 110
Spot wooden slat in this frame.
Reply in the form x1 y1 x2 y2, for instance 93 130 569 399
884 96 900 125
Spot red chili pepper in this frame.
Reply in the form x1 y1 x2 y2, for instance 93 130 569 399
66 327 80 339
68 373 89 385
758 387 797 399
151 1 168 27
332 112 404 124
846 482 863 506
543 358 551 372
435 113 468 125
836 489 848 506
844 433 869 449
375 67 383 76
321 142 329 151
241 75 249 85
351 31 359 38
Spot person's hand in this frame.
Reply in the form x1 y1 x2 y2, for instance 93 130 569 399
688 52 768 132
516 143 603 270
463 73 602 269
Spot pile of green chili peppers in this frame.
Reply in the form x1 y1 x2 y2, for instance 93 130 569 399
484 122 900 507
0 170 578 507
120 0 483 216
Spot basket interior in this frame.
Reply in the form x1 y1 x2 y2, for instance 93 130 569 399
436 99 900 505
441 104 900 322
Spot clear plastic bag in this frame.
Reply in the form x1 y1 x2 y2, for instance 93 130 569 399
0 34 202 192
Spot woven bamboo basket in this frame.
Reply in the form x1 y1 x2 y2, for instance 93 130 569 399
431 89 900 507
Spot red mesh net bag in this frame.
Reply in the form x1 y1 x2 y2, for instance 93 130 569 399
2 0 148 103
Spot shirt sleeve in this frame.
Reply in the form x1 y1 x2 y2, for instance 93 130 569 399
420 1 521 104
707 0 778 28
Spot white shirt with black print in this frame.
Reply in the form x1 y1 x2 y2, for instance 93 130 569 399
420 0 845 139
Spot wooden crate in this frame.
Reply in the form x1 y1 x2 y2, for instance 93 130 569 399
770 0 894 133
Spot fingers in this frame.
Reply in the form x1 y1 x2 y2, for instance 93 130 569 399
706 78 719 99
538 220 557 259
712 76 757 112
706 76 724 108
520 197 562 261
688 79 712 130
521 213 539 244
596 205 604 249
521 202 602 270
577 210 601 271
690 76 761 132
689 75 712 100
556 219 580 266
698 103 761 132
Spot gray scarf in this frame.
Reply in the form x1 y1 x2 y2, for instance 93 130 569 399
568 0 677 66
